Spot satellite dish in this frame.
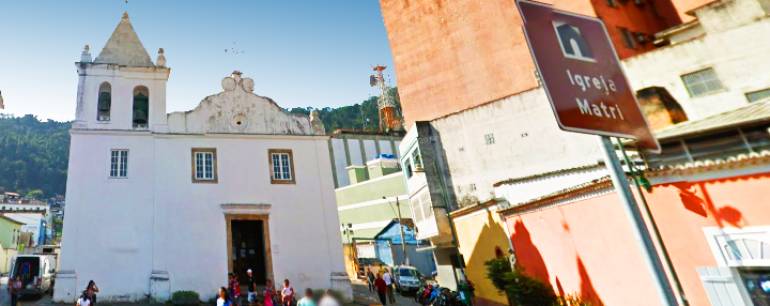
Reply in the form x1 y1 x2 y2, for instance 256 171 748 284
370 75 378 87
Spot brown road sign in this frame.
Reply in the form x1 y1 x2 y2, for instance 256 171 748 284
517 0 660 152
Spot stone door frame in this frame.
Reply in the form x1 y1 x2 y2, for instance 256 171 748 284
225 213 274 284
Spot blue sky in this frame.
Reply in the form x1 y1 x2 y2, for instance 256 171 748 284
0 1 396 121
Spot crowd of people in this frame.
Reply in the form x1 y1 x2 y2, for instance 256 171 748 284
366 267 397 306
217 268 341 306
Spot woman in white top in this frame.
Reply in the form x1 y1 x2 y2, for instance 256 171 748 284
76 290 92 306
217 287 233 306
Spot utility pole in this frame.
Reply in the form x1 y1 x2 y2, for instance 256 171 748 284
384 196 409 266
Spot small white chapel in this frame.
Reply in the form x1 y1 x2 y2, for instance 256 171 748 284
54 12 350 302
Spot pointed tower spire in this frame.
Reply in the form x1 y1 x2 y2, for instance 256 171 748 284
94 12 154 66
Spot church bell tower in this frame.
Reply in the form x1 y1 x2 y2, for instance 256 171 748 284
74 12 170 132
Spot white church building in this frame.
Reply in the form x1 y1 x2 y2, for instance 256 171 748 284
54 13 350 302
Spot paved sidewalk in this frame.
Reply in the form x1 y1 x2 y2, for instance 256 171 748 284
0 280 415 306
350 279 419 306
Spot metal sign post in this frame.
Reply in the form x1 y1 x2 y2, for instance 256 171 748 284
599 136 677 306
516 0 676 304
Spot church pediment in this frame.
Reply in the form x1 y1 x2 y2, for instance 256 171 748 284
167 72 324 135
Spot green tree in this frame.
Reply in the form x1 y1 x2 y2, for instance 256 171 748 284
288 87 402 133
0 114 70 198
25 189 44 200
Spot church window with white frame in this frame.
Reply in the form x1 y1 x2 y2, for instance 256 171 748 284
109 149 128 178
269 149 295 184
192 148 217 183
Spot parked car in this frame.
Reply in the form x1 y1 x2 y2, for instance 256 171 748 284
393 265 423 294
10 255 57 297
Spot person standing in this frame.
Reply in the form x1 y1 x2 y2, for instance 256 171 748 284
374 274 388 306
366 267 375 292
87 280 100 306
217 287 233 306
263 279 276 306
228 273 241 306
382 268 396 304
296 288 316 306
76 290 93 306
281 279 295 306
8 275 22 306
246 269 257 306
318 289 340 306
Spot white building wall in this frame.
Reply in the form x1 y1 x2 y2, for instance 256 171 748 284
363 139 378 161
348 139 364 167
328 136 401 188
58 132 156 301
427 88 603 204
378 140 394 156
330 139 349 187
58 132 347 302
623 0 770 120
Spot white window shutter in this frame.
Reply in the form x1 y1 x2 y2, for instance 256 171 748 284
697 267 748 306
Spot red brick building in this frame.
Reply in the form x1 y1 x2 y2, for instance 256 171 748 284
380 0 709 127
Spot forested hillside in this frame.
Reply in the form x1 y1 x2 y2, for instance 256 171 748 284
0 114 70 198
288 87 401 132
0 88 401 197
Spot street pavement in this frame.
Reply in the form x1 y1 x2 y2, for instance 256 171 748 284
350 279 420 306
0 282 54 306
0 277 417 306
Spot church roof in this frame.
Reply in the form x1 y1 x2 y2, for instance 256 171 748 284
94 12 154 67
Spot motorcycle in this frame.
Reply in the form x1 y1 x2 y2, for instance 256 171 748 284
414 283 437 305
431 288 463 306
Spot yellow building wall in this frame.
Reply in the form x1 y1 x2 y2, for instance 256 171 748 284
452 207 510 306
342 244 358 280
0 247 18 274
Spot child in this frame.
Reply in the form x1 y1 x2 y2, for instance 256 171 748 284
263 279 276 306
228 273 241 306
281 279 295 306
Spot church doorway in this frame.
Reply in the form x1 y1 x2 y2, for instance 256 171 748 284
226 215 273 286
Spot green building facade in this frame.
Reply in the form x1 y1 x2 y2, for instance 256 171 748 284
335 158 413 241
0 215 22 273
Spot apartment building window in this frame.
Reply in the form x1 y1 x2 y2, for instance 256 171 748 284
269 149 295 184
192 148 217 183
404 157 414 178
484 133 496 145
746 88 770 103
682 68 724 97
109 149 128 178
620 28 636 49
411 149 423 170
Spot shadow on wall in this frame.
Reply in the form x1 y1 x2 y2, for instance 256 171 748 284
510 219 605 305
511 220 550 282
461 210 517 305
673 181 744 228
576 257 603 306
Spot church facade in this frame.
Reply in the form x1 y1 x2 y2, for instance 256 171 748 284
54 13 350 302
